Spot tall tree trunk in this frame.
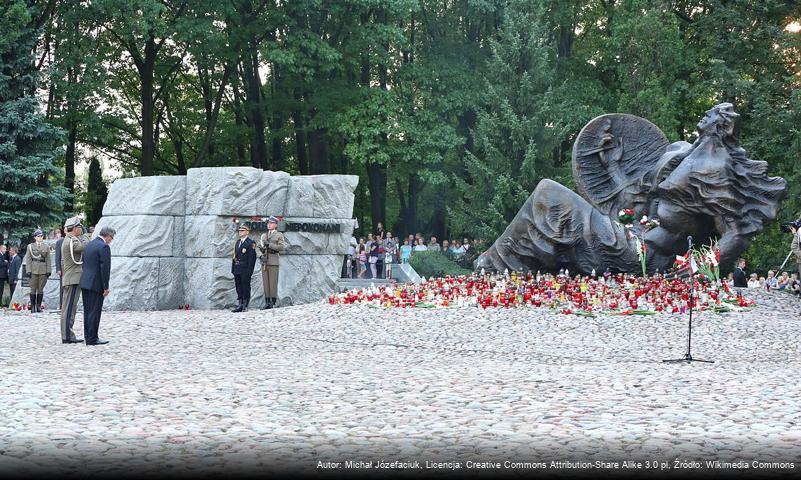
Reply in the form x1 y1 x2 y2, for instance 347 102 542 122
367 162 387 233
241 46 267 169
198 67 216 161
64 119 77 212
270 116 283 171
292 98 308 174
307 128 330 174
431 192 446 242
231 79 247 165
175 138 186 175
195 64 233 167
404 173 419 236
140 37 156 176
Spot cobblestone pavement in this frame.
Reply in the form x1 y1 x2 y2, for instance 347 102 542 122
1 290 800 477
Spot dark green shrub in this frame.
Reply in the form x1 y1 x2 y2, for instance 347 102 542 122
409 251 472 278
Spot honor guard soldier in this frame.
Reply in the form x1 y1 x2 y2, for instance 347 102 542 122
60 217 90 343
258 216 285 309
232 223 257 312
23 229 51 313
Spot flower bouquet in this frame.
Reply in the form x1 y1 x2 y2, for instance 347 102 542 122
618 208 635 225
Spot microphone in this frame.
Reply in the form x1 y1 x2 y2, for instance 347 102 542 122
687 235 693 249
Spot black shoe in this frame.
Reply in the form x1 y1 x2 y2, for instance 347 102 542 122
30 294 37 313
231 301 243 313
62 338 83 344
242 300 249 312
264 299 273 309
86 339 109 345
271 298 278 309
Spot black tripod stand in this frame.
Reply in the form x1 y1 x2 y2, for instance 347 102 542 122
664 236 714 364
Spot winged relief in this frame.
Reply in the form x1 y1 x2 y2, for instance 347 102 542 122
476 103 787 275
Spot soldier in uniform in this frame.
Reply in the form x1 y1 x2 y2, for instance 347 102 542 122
258 216 285 309
231 223 257 312
55 228 64 309
23 229 51 313
60 217 90 344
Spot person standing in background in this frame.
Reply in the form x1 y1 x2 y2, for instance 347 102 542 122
231 224 257 313
400 239 412 264
0 245 8 306
733 258 748 288
344 233 357 278
367 233 379 279
357 239 368 278
258 216 285 309
8 247 21 302
383 231 397 263
23 229 51 313
60 217 90 344
79 227 115 345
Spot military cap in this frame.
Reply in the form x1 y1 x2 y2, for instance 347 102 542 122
33 229 44 237
238 223 250 231
267 216 279 224
64 216 82 229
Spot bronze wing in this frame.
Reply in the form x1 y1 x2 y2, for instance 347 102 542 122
571 114 669 218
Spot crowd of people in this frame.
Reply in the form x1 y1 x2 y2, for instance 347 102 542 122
727 257 801 296
1 221 114 346
342 222 482 279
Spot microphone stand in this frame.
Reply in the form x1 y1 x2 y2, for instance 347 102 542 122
664 236 714 364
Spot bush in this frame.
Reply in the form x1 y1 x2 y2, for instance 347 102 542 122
409 251 472 278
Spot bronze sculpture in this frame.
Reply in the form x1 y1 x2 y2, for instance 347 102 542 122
475 103 787 274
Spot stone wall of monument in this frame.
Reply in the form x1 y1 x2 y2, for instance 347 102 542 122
92 167 357 311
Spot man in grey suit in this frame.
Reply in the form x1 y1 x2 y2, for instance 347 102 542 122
79 227 115 346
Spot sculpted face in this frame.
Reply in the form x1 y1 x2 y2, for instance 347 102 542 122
696 109 719 133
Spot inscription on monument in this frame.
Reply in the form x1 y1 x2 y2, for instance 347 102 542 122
244 220 343 234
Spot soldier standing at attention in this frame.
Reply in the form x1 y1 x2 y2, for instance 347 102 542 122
23 229 51 313
60 217 89 344
258 216 285 309
54 228 64 309
231 223 257 312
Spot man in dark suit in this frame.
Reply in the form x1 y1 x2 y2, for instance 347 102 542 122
733 258 748 288
8 247 21 303
79 227 115 345
231 223 257 312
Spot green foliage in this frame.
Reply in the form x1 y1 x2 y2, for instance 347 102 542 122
11 0 801 273
83 158 108 227
409 251 472 278
0 1 67 240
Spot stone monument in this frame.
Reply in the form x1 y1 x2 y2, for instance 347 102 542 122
476 103 787 275
90 167 357 310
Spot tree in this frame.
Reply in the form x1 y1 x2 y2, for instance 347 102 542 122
448 0 558 239
83 157 108 226
0 1 67 239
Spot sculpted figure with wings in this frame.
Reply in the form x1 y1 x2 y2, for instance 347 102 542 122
475 103 787 274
